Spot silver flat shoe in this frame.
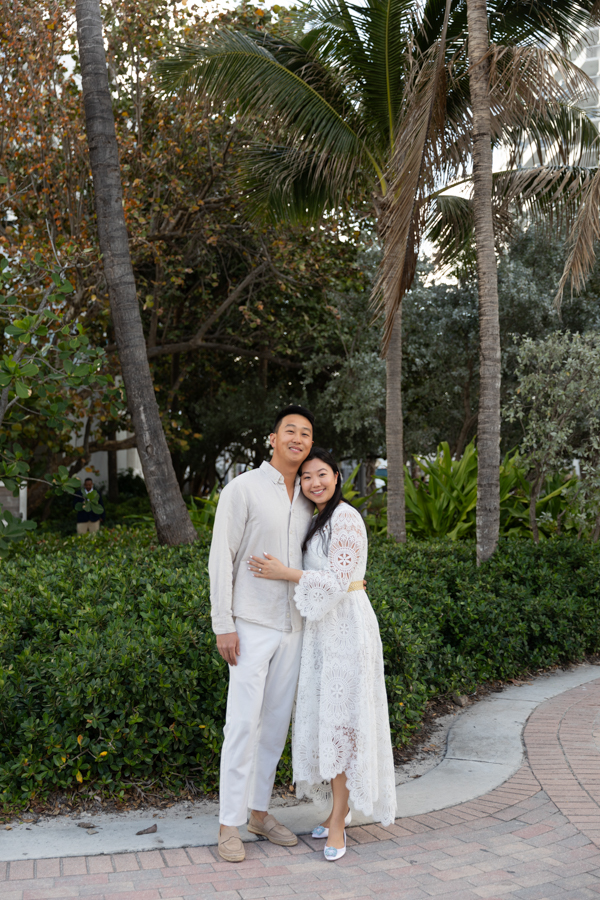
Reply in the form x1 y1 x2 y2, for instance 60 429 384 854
324 830 346 862
312 809 351 839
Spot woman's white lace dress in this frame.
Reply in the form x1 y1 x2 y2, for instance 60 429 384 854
292 504 397 826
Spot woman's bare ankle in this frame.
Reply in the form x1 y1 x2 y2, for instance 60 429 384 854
322 803 349 830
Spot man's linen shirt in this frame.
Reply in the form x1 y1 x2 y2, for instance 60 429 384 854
209 461 314 635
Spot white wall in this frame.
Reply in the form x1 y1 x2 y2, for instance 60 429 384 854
0 482 28 520
71 429 143 489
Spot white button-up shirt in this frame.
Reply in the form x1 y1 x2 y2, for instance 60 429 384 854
209 461 314 635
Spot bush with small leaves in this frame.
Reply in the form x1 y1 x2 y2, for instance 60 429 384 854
0 527 599 806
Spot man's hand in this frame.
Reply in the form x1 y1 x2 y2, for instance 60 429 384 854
217 631 240 666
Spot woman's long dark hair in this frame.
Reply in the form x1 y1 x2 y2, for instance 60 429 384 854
300 448 351 553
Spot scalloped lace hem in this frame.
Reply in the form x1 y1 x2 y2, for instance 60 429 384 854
294 773 396 828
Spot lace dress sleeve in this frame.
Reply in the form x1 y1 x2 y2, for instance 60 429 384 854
293 506 366 621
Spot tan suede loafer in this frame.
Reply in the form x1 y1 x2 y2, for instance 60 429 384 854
247 812 298 846
218 825 245 862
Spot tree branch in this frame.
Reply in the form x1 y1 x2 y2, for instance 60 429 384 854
148 341 302 368
90 435 137 453
194 262 269 345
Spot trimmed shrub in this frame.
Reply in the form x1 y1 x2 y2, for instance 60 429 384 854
0 529 599 804
368 538 600 741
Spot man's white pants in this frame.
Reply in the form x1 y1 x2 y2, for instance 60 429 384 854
219 619 303 826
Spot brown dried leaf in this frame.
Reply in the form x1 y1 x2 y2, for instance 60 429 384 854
556 165 600 307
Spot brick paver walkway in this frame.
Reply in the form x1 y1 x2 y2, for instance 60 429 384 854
5 680 600 900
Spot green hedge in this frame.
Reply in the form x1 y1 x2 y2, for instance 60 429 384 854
1 529 599 806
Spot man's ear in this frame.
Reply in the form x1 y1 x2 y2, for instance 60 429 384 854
269 432 276 449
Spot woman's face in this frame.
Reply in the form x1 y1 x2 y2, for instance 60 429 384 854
300 457 338 510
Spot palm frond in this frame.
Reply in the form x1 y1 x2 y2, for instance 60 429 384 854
418 0 466 55
301 0 373 72
426 194 474 269
426 164 599 272
435 44 598 173
555 165 600 306
156 30 384 193
294 0 417 156
373 0 453 354
426 186 511 272
237 144 356 222
488 44 597 139
503 104 599 168
353 0 416 149
494 165 597 236
487 0 598 53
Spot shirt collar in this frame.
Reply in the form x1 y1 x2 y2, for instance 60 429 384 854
260 460 300 487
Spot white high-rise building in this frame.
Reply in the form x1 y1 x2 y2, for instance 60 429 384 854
519 28 600 169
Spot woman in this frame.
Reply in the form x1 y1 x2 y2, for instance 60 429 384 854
248 448 396 861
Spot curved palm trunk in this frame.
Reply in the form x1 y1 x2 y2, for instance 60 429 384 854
467 0 501 563
386 307 406 542
75 0 196 545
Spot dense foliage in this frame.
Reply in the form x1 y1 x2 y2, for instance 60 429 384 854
402 230 600 460
365 441 591 541
0 254 123 552
5 1 600 517
1 528 599 807
1 0 384 513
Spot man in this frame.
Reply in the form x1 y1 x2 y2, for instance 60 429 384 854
209 405 315 862
73 477 105 534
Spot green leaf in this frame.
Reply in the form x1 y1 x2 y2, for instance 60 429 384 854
19 363 39 377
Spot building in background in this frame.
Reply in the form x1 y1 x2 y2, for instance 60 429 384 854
0 482 28 521
71 429 143 490
520 28 600 169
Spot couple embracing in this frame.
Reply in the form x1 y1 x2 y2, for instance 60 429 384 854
209 405 396 863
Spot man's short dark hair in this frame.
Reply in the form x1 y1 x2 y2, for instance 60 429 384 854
273 405 315 433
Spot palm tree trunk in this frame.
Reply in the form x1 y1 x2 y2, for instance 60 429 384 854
75 0 196 545
467 0 501 563
386 307 406 542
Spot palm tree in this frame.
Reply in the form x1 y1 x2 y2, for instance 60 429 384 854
75 0 197 545
157 0 599 551
464 0 600 560
467 0 502 561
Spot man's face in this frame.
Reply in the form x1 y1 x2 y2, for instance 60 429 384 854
84 480 93 491
269 415 313 467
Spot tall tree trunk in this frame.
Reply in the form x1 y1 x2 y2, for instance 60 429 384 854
467 0 501 563
75 0 196 545
386 307 406 542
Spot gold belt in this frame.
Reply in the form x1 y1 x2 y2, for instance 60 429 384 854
348 580 363 592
